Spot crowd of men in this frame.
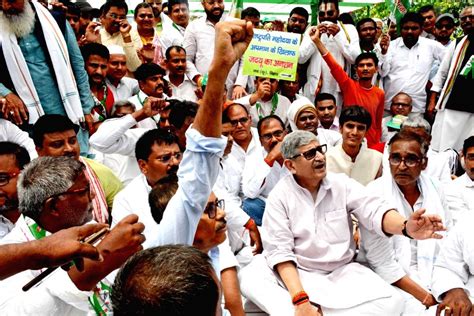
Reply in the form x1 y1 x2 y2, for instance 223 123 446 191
0 0 473 315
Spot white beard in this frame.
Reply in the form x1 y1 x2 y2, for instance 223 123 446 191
0 2 36 39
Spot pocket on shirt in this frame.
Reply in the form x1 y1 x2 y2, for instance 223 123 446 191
323 209 351 243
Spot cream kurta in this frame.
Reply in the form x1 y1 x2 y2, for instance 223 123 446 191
263 172 395 308
326 143 382 186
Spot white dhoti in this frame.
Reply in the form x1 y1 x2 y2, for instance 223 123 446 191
431 109 474 152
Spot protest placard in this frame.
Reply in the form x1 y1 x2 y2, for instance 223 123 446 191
243 29 301 81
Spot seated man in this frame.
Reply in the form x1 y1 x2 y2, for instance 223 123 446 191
106 45 139 102
287 97 342 147
235 77 291 127
326 106 382 186
315 93 339 131
33 115 123 223
164 46 199 102
112 245 221 316
256 130 445 315
128 63 168 128
360 131 451 314
0 156 145 314
431 212 474 315
381 92 412 143
0 142 30 238
241 115 289 226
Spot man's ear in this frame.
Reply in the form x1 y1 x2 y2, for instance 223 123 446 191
421 156 428 171
43 197 60 217
284 159 297 174
138 159 148 175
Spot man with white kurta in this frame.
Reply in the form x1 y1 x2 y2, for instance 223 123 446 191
261 130 446 315
359 131 450 314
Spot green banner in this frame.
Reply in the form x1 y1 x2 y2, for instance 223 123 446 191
386 0 411 24
243 29 301 81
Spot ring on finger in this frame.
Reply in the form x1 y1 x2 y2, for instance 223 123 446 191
444 306 451 310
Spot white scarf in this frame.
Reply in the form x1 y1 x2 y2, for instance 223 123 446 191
381 173 451 289
1 1 84 124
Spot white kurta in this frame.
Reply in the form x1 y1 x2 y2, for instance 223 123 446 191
235 94 291 128
164 74 198 102
106 77 139 102
263 172 395 309
431 212 474 302
127 91 161 129
0 216 92 315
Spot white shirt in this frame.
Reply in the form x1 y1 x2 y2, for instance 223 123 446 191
431 212 474 301
0 216 91 315
127 91 161 129
0 118 37 159
315 128 342 147
236 94 291 127
113 128 227 248
0 215 14 240
453 173 474 212
318 116 340 132
159 22 186 56
242 146 289 201
446 173 474 225
106 77 139 102
263 172 393 308
164 74 198 102
380 37 446 112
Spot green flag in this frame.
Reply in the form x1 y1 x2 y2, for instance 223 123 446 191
229 0 244 19
386 0 411 24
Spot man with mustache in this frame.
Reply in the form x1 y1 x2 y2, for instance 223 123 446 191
164 45 198 102
448 136 474 215
159 0 190 54
256 130 446 316
0 0 95 153
315 93 339 131
380 12 446 115
429 6 474 152
98 0 141 72
433 14 456 47
128 63 168 129
106 45 139 102
241 115 289 226
33 114 124 224
0 142 30 239
310 25 384 149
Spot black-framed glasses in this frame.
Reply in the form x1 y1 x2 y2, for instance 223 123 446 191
229 117 249 127
204 199 224 219
435 24 454 30
156 152 182 163
388 154 424 167
0 171 19 187
291 144 327 160
261 130 284 141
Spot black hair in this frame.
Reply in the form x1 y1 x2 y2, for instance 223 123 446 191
134 63 167 81
289 7 309 21
315 93 336 105
355 52 379 67
339 105 372 130
241 7 260 19
0 142 30 169
135 129 179 161
134 3 153 19
32 115 79 147
168 0 189 10
222 103 249 124
418 5 435 15
400 12 424 28
165 45 186 60
463 136 474 156
148 176 178 224
102 0 128 16
257 115 285 136
112 245 219 316
338 13 355 25
318 0 339 11
66 3 81 17
356 17 376 32
168 99 198 129
81 43 110 62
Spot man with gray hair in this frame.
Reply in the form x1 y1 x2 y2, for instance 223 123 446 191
252 130 446 315
0 156 145 314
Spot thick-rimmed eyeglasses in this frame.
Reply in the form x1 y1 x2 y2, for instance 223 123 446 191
0 171 19 187
261 130 284 142
204 199 224 219
389 154 424 168
229 117 249 127
291 144 327 160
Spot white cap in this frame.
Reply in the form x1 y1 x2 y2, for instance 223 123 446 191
107 45 126 56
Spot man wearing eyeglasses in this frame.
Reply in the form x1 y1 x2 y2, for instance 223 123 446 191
0 156 145 314
258 130 446 316
98 0 142 72
299 0 358 111
381 92 412 143
359 131 450 315
0 142 30 239
434 14 456 47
